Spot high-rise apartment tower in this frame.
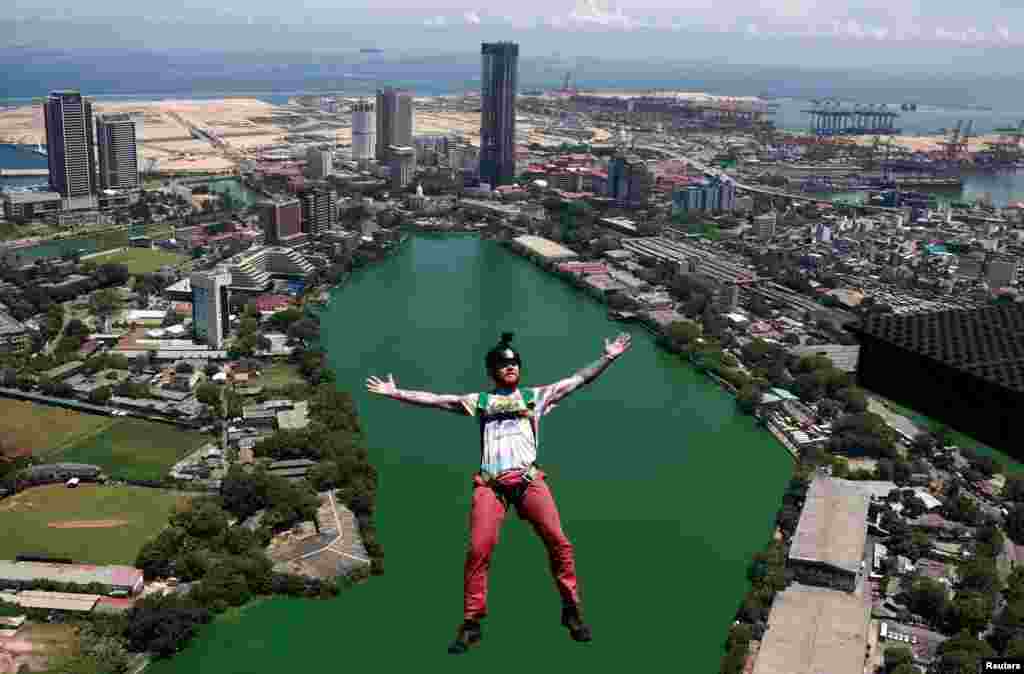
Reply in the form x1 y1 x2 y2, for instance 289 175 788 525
351 100 376 162
375 88 413 162
479 42 519 188
43 91 96 199
95 112 139 191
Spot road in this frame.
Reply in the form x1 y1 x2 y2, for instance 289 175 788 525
636 143 905 214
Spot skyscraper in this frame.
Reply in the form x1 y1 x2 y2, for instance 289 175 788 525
260 198 305 247
95 112 139 191
607 154 650 208
375 88 413 162
300 186 338 236
306 147 332 179
388 146 417 191
191 269 231 349
351 100 376 163
479 42 519 188
43 91 96 200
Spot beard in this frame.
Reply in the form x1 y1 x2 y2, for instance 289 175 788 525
495 370 520 387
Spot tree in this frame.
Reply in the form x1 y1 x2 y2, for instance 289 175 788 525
123 596 212 658
666 320 701 348
906 576 950 625
1006 505 1024 545
910 432 937 458
89 386 113 405
933 631 995 674
837 387 868 413
89 288 123 331
65 318 90 339
884 645 913 672
736 385 762 415
195 382 221 409
946 594 992 635
1005 474 1024 503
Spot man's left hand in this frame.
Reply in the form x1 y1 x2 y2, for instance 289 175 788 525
604 332 632 359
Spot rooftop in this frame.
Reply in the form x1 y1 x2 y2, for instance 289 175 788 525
512 235 579 261
2 191 62 204
752 584 870 674
789 344 861 373
5 590 101 612
0 561 142 589
788 476 870 576
0 312 27 337
851 304 1024 391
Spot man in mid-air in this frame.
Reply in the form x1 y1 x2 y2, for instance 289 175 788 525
366 331 632 654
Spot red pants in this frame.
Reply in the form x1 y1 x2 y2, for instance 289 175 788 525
464 471 580 620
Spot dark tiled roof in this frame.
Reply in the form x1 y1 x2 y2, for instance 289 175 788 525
851 304 1024 392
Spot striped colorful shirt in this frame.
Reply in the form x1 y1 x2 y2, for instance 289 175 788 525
460 377 584 476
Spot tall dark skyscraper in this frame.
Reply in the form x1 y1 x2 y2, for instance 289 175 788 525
43 91 96 199
375 88 413 162
95 112 139 191
480 42 519 188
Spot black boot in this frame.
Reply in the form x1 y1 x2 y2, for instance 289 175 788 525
448 619 482 654
561 605 593 642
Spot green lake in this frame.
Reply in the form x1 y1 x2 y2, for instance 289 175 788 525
150 234 793 672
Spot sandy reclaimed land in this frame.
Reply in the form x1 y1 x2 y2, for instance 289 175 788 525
568 90 762 102
852 133 1003 153
0 97 285 156
47 519 130 529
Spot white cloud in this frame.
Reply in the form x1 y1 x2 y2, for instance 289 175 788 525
997 25 1011 41
423 15 447 27
463 10 481 25
564 0 638 30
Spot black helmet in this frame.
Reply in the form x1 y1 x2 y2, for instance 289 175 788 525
485 332 522 372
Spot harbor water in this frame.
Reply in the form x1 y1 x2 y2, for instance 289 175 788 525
148 234 793 673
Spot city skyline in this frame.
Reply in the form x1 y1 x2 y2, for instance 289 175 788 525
5 1 1024 74
479 41 518 188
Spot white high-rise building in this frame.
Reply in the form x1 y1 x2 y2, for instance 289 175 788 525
95 112 140 191
43 91 96 203
191 269 231 349
351 100 376 162
306 148 333 179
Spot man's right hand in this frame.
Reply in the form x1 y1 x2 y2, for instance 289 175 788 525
366 374 398 397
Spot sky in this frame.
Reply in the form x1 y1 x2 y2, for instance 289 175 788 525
4 0 1024 72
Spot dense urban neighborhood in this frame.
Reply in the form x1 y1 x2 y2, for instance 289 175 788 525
4 38 1024 674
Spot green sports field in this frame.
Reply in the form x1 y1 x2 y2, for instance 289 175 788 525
0 399 114 454
90 247 186 274
0 484 189 565
59 419 211 482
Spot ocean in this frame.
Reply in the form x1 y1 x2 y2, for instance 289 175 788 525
5 48 1024 202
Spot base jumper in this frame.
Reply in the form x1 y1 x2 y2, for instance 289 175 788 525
366 331 632 654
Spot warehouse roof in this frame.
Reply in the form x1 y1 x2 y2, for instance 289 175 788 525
0 561 142 589
789 344 861 373
276 401 310 430
512 235 579 261
788 476 870 576
851 304 1024 392
0 312 27 336
268 459 317 470
10 591 101 612
752 584 870 674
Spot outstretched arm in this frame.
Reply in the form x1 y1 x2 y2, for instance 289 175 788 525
538 333 632 412
365 374 468 415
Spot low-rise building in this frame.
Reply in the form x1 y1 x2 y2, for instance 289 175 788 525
752 583 870 674
2 191 63 221
787 476 870 592
0 561 144 596
19 463 102 485
0 312 30 353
